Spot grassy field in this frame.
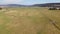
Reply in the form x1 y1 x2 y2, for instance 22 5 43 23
0 7 60 34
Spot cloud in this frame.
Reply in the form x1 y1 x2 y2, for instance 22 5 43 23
0 0 24 4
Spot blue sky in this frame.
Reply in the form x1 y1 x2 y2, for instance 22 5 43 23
0 0 60 5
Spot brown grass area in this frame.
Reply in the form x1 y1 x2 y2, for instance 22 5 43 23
4 8 47 34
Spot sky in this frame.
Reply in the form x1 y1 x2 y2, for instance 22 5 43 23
0 0 60 5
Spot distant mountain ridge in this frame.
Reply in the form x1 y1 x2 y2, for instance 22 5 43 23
0 3 60 7
0 4 25 7
32 3 60 7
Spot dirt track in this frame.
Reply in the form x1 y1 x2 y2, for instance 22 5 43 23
40 11 60 31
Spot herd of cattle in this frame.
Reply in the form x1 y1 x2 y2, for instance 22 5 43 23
49 7 60 10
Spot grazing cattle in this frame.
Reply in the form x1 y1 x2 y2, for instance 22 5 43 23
49 7 60 10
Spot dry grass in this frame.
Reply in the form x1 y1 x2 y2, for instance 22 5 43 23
0 7 60 34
